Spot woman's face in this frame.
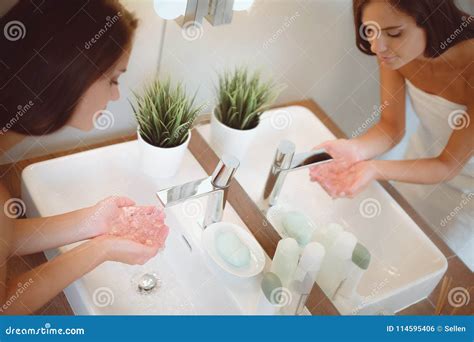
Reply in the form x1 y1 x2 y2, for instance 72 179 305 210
362 0 427 69
67 52 130 131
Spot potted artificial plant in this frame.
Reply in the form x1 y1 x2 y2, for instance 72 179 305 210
131 78 202 178
211 67 283 160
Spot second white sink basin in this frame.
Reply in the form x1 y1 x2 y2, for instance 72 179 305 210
198 105 447 315
21 140 270 315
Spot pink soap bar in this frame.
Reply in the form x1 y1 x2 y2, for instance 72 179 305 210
109 206 169 248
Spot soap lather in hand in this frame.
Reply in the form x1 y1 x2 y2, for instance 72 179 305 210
108 206 169 248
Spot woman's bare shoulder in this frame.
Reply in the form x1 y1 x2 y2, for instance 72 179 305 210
443 39 474 72
442 40 474 101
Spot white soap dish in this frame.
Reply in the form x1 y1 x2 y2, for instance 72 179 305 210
202 222 266 278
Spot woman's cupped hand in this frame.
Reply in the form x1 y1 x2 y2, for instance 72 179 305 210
78 196 169 265
309 139 377 198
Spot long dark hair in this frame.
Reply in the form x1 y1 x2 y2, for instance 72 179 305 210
353 0 474 57
0 0 138 136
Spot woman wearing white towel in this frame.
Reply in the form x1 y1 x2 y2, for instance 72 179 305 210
0 0 167 314
310 0 474 269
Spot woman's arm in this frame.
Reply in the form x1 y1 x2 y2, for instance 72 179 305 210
1 239 105 314
1 235 162 315
0 184 13 309
11 196 135 256
373 105 474 184
11 208 98 256
312 105 473 197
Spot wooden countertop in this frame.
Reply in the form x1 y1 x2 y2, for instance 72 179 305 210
1 99 472 316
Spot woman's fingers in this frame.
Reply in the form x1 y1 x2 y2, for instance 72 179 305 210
142 243 161 257
313 139 343 155
321 169 355 198
311 158 374 200
122 242 159 265
147 205 167 222
113 196 136 208
312 140 331 151
97 236 150 264
310 171 353 199
157 210 166 221
314 176 338 198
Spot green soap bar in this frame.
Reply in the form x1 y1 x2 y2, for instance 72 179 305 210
282 211 314 246
216 231 251 268
261 272 283 304
352 243 371 270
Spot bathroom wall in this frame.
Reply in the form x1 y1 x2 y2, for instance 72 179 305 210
2 0 379 164
159 0 381 138
157 0 473 161
0 0 165 164
1 0 472 163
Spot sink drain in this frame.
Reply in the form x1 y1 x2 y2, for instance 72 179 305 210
137 273 160 293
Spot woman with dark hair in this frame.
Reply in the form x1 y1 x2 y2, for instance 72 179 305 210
0 0 167 314
310 1 473 268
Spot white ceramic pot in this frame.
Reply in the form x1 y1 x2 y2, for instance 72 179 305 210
210 108 259 161
137 129 191 179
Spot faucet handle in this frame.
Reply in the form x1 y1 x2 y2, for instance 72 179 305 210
211 154 240 188
273 140 295 170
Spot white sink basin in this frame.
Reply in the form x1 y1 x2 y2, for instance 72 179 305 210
198 106 447 315
21 140 271 315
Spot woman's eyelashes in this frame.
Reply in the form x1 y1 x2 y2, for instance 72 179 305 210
387 30 402 38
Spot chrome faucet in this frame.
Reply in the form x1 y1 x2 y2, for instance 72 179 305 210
156 155 240 228
261 140 333 213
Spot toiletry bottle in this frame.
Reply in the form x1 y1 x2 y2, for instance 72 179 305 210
270 238 300 288
313 222 344 249
334 242 371 305
316 231 357 299
256 272 284 315
281 211 316 246
281 242 325 315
